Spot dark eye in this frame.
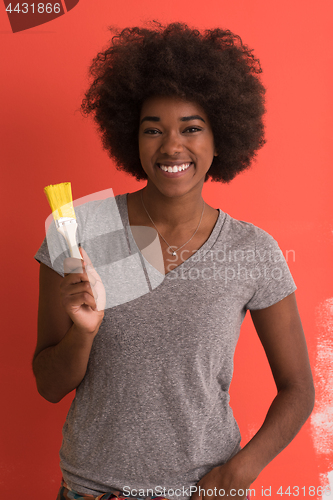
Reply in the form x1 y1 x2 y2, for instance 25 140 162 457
184 127 202 133
144 129 161 135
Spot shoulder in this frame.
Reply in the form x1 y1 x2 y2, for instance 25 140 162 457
74 192 127 239
74 192 125 219
219 211 278 248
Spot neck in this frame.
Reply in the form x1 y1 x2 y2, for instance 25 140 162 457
141 183 205 229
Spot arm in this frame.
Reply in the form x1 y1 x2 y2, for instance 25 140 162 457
33 249 105 403
232 292 315 476
191 292 315 499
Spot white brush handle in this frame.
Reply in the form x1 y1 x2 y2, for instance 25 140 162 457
56 220 82 259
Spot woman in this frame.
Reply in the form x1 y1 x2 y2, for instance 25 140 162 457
33 23 315 500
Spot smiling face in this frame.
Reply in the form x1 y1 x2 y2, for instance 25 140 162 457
138 95 217 199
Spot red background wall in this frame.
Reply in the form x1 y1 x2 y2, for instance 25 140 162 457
1 1 332 498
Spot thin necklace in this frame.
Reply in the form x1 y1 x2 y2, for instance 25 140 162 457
140 191 205 257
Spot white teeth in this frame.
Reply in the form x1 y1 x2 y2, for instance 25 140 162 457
159 163 191 173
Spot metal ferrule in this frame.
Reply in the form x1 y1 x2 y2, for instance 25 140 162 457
55 217 76 228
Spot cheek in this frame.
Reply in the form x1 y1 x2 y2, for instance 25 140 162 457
201 142 216 162
197 133 215 156
139 138 156 162
138 141 149 164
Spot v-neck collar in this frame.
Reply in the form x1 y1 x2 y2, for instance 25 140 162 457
118 193 227 279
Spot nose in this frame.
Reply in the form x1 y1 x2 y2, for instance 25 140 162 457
159 131 183 155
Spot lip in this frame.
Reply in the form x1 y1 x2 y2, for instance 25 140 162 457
156 160 193 166
155 162 193 178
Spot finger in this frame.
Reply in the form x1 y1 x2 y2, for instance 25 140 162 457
79 247 93 268
79 249 99 281
62 267 105 312
61 280 97 305
86 270 97 287
91 288 98 305
77 247 105 311
61 279 95 298
64 256 85 275
62 270 90 287
63 291 97 311
79 248 103 288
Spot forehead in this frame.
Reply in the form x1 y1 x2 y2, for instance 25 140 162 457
140 95 209 121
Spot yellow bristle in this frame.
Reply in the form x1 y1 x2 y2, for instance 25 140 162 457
44 182 76 220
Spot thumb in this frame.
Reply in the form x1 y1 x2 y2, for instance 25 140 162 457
79 247 102 287
79 247 93 268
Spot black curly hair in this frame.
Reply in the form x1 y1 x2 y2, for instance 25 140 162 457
81 22 266 183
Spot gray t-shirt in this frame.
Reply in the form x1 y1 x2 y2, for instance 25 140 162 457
34 193 296 498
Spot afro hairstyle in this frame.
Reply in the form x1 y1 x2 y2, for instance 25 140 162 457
81 22 266 182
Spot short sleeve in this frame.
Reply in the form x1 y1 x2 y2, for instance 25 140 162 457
245 229 297 310
34 195 125 278
34 221 69 277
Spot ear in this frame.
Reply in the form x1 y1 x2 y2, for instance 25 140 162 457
214 150 218 157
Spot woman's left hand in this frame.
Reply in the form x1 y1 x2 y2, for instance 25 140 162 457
190 457 254 500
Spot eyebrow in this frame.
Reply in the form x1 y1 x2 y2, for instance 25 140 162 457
140 115 206 125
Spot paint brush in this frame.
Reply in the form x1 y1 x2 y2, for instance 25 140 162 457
44 182 82 259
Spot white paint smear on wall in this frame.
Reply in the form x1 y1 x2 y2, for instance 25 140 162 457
310 297 333 499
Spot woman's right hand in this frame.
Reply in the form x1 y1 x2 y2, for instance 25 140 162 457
61 247 106 335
